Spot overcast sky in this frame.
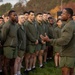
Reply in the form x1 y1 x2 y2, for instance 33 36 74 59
0 0 29 6
0 0 19 5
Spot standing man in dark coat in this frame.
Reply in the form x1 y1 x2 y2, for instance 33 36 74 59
42 12 49 63
1 10 18 75
14 14 26 75
53 19 62 67
40 8 75 75
25 11 38 72
35 13 46 68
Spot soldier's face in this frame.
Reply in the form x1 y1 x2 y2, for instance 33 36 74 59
61 9 69 21
47 14 51 19
4 16 9 23
57 20 62 27
28 12 35 21
10 12 18 22
36 15 43 22
24 13 28 20
43 14 48 21
49 19 54 24
18 15 25 24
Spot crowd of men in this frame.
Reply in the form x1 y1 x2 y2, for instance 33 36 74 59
0 8 75 75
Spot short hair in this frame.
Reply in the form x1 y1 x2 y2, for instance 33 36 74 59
48 17 53 20
65 8 73 17
47 13 51 15
28 10 34 15
0 16 3 19
36 13 42 16
8 10 16 16
57 18 62 22
23 11 28 14
42 12 47 15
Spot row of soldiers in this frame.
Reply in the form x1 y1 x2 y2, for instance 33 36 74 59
0 10 57 75
0 8 75 75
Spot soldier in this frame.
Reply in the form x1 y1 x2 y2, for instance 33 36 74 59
23 11 28 69
53 19 62 67
24 11 38 72
40 8 75 75
47 13 52 19
47 17 55 59
48 17 56 37
14 14 26 75
0 16 4 75
35 13 46 68
1 10 18 75
42 12 49 63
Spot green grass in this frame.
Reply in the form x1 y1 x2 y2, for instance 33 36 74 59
21 59 62 75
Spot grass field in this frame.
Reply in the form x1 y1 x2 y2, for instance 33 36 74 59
21 59 62 75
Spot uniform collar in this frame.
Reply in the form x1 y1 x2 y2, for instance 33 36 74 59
9 20 16 25
66 18 73 23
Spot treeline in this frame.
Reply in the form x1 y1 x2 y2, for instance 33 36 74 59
0 0 75 16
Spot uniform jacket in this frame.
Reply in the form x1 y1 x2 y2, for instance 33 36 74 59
35 21 46 44
1 20 18 48
42 20 49 35
17 24 26 51
25 20 38 45
53 26 62 52
48 23 56 39
51 19 75 57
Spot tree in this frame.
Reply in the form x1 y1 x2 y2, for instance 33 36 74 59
13 2 25 14
24 0 75 13
0 3 12 16
25 0 58 12
63 1 75 13
50 6 60 19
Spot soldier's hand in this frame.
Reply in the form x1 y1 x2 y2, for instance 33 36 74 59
41 40 46 44
40 34 44 40
35 40 38 45
44 35 50 42
40 34 50 42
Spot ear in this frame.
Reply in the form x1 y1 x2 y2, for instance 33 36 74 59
68 14 71 18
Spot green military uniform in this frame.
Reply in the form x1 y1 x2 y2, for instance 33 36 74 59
1 20 18 59
53 21 66 53
25 20 38 53
42 20 50 46
0 24 3 55
47 22 56 48
17 24 26 58
50 19 75 68
47 22 56 58
35 21 46 51
48 23 56 39
53 26 62 53
42 20 49 36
